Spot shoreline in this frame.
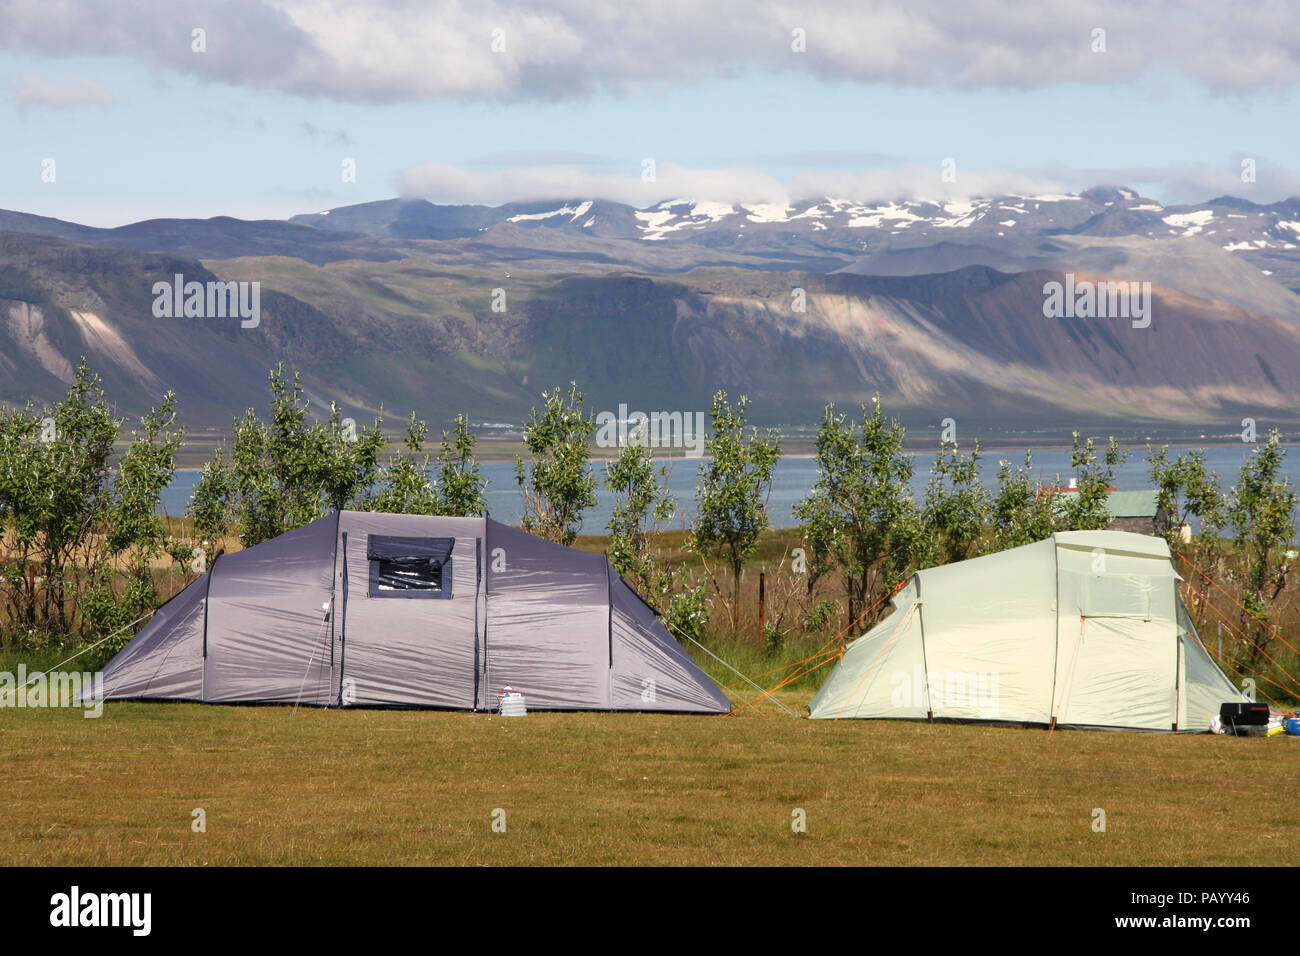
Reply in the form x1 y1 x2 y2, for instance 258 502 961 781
167 441 1274 472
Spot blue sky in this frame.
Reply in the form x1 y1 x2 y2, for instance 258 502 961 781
2 1 1298 226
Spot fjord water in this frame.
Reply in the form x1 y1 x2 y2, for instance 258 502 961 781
160 446 1298 533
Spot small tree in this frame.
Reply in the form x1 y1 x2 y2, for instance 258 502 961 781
1056 433 1127 531
1225 430 1297 667
514 383 596 546
794 397 920 632
1147 445 1227 630
190 364 384 547
0 361 186 650
365 413 489 517
688 391 781 633
0 361 118 644
1151 447 1225 537
434 414 488 517
923 439 991 564
1147 445 1226 549
85 393 189 652
605 423 675 609
369 414 441 515
991 452 1057 551
188 445 235 545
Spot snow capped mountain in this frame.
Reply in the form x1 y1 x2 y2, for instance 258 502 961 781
437 187 1299 293
623 189 1299 250
314 188 1293 266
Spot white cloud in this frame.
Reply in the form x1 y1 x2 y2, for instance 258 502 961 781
397 156 1300 208
0 1 1296 101
397 160 791 205
788 166 1069 204
15 74 112 111
1038 157 1300 205
396 159 1075 206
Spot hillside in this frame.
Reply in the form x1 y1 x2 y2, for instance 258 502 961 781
0 186 1298 433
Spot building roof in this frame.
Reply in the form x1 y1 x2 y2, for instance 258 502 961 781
1104 489 1160 518
1044 487 1160 518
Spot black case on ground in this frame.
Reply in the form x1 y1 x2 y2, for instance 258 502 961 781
1219 701 1270 727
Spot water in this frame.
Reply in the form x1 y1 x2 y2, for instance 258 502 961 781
159 445 1297 533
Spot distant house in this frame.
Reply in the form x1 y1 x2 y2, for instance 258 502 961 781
1104 489 1164 535
1044 481 1166 535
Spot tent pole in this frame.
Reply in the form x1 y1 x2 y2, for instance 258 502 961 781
605 557 613 712
339 533 349 706
200 551 221 702
913 573 933 722
473 535 482 712
1048 533 1061 731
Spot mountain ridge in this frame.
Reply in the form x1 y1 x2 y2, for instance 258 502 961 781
0 186 1298 434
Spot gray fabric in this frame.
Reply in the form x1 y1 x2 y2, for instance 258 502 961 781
98 510 729 713
483 520 611 709
338 513 485 708
202 513 338 704
98 573 207 701
608 565 730 712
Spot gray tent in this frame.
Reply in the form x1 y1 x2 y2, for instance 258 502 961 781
99 511 730 713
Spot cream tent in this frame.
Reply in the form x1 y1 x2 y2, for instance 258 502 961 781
809 530 1246 731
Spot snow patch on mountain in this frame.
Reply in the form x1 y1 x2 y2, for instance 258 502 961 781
634 207 678 240
1163 209 1215 236
507 201 594 223
743 202 793 222
845 202 924 228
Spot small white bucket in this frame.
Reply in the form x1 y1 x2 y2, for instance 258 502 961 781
499 687 527 717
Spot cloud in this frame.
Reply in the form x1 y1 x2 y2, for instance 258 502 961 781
14 74 112 111
397 157 1300 207
787 166 1070 203
396 159 1073 206
398 160 789 205
1036 157 1300 205
1 0 311 91
0 1 1296 101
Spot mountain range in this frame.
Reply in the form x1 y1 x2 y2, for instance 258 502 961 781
2 185 1299 437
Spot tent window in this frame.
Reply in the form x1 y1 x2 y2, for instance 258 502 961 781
367 535 454 599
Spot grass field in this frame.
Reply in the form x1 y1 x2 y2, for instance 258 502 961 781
4 694 1298 866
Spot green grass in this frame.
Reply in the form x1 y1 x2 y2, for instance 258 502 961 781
2 698 1298 866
